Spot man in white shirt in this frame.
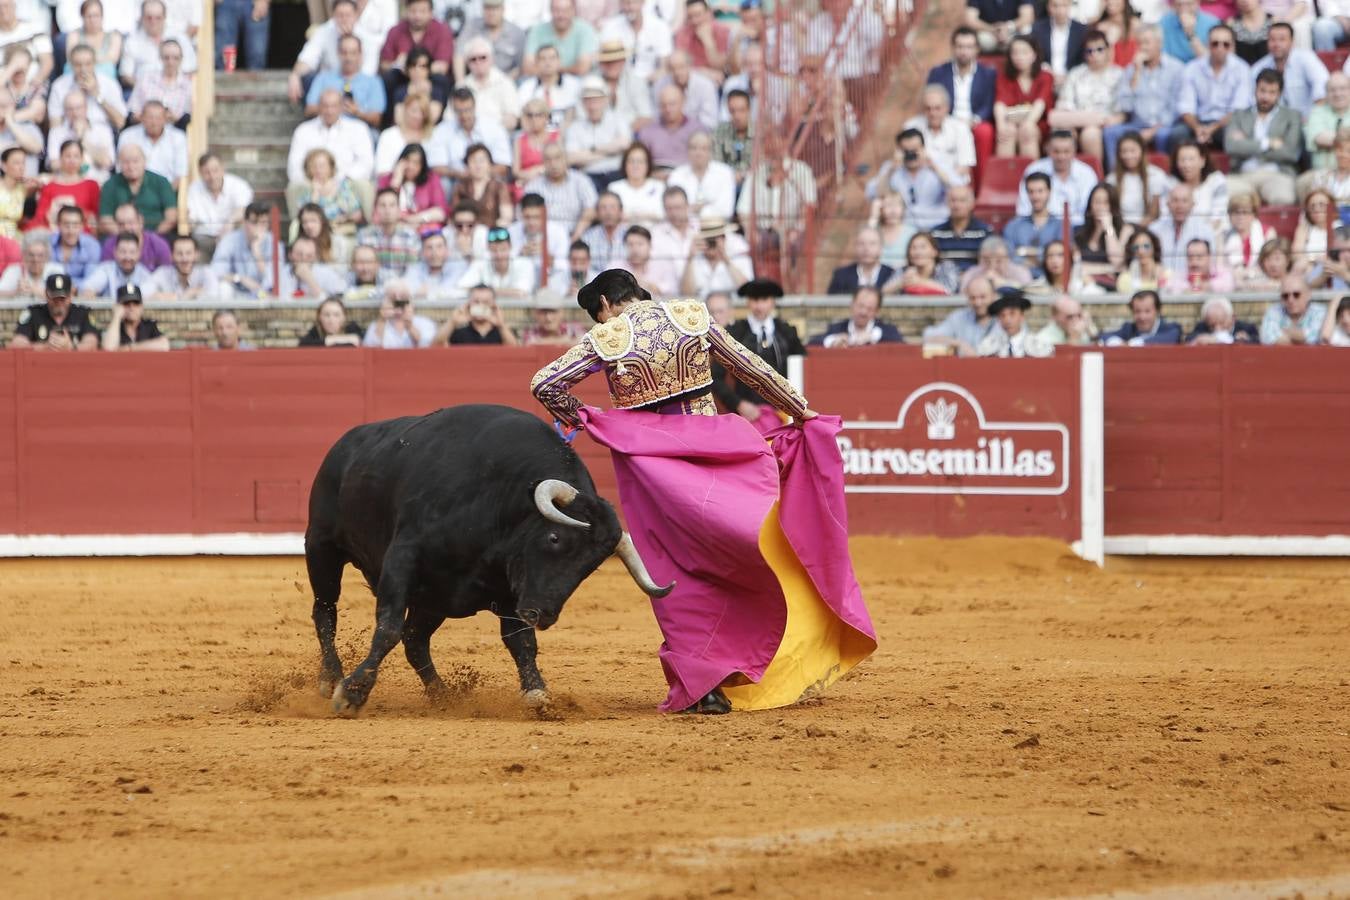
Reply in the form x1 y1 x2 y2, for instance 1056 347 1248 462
564 76 629 189
148 234 219 301
1015 130 1100 226
118 0 197 88
0 231 62 298
286 89 375 185
902 84 975 187
48 43 127 132
600 0 672 83
116 101 188 188
651 185 700 267
457 227 537 299
287 0 380 104
667 131 736 222
46 91 114 183
427 88 513 181
186 151 254 259
0 0 51 86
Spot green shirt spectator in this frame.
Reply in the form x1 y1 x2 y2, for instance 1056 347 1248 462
99 144 178 236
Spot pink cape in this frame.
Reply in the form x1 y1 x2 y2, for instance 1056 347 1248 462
577 408 876 711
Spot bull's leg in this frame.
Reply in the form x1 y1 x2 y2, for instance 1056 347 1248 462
332 542 417 716
500 616 548 707
306 538 347 698
402 607 450 702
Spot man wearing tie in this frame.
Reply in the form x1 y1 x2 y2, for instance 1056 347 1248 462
714 278 806 433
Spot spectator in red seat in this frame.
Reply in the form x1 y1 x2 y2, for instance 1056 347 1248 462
81 231 152 298
455 0 526 81
596 39 654 131
1292 187 1333 268
148 233 217 300
451 143 514 229
566 75 630 191
810 284 907 348
1320 295 1350 344
965 0 1034 52
60 0 123 82
1048 29 1123 163
1251 22 1327 119
674 0 730 85
363 281 436 348
1172 23 1251 153
927 28 997 169
48 43 127 133
211 310 254 351
1100 289 1183 344
609 142 665 226
995 35 1055 158
960 234 1034 290
10 272 98 350
864 128 949 230
1186 295 1260 343
1075 182 1135 276
286 89 376 189
1004 172 1065 267
128 38 192 127
298 296 364 348
46 91 113 185
524 143 598 239
518 44 580 128
0 230 60 297
117 100 187 189
1261 273 1326 342
679 215 753 297
826 227 896 295
1164 236 1235 291
978 289 1054 356
920 273 997 352
904 85 975 189
438 283 519 345
600 0 671 84
1224 69 1302 206
933 184 995 271
889 230 961 296
101 283 168 352
32 140 100 232
1035 294 1099 346
50 205 100 280
810 286 905 347
1219 191 1267 283
377 143 446 235
1032 0 1087 86
120 0 195 90
99 203 169 270
1155 182 1218 275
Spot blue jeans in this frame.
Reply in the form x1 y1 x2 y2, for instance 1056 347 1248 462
215 0 270 70
1103 119 1176 172
1313 17 1348 51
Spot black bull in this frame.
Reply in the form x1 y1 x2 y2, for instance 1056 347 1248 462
305 404 672 715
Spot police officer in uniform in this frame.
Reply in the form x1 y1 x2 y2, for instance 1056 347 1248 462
101 284 170 352
10 273 100 351
712 278 806 426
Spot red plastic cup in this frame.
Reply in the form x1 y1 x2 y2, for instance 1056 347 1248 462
223 45 237 72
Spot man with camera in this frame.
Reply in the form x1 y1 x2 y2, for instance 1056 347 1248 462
101 284 169 352
865 128 949 230
436 283 519 345
361 280 437 349
10 273 100 351
679 216 753 298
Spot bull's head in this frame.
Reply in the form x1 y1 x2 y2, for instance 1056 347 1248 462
508 479 674 630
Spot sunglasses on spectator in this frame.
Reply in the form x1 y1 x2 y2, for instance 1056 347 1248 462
1133 242 1153 250
487 227 511 243
1281 291 1306 299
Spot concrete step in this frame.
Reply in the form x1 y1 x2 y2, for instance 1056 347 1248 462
214 70 292 97
218 161 290 192
212 99 303 124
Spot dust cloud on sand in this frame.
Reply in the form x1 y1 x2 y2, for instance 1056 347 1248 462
0 539 1347 898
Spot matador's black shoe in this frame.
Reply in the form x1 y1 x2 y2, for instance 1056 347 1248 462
683 688 731 714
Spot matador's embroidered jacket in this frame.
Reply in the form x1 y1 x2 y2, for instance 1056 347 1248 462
530 299 808 428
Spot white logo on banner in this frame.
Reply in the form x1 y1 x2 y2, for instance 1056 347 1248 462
838 382 1070 496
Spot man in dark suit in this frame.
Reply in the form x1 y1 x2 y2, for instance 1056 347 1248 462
926 27 998 184
826 227 896 295
810 286 905 347
712 278 806 430
1031 0 1086 86
1100 290 1184 346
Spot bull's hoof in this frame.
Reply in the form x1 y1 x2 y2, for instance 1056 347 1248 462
522 688 550 708
331 682 365 718
318 674 341 700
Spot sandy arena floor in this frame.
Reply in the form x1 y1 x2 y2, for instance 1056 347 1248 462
1 538 1348 899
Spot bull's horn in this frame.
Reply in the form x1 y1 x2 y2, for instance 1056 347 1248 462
534 479 590 530
614 532 675 598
